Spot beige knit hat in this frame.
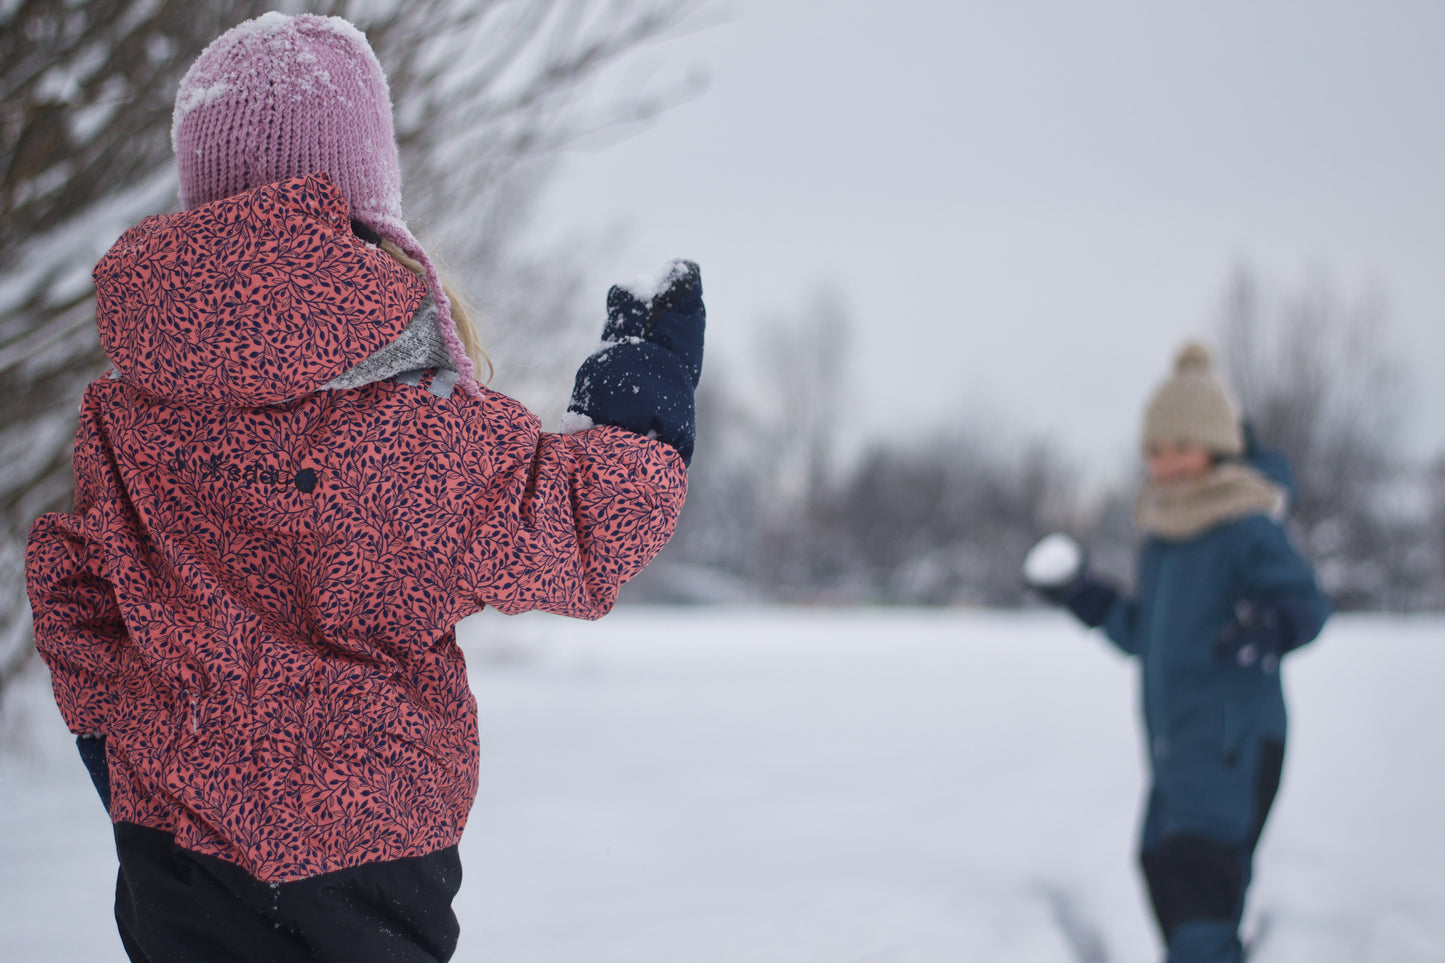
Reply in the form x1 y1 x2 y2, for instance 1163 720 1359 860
1141 342 1243 456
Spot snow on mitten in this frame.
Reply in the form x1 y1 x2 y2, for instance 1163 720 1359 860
564 260 705 465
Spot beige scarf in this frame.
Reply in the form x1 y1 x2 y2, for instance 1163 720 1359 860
1136 462 1287 540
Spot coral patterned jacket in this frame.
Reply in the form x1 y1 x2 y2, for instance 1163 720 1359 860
25 175 686 883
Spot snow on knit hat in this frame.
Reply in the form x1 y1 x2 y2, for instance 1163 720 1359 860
171 12 479 396
1141 342 1244 456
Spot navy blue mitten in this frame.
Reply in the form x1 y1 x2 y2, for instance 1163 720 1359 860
566 260 705 465
1055 576 1120 629
1213 598 1308 673
76 735 111 813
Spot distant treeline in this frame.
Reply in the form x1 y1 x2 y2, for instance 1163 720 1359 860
633 272 1445 612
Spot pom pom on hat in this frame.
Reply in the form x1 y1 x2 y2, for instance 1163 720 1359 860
1141 340 1243 456
1173 341 1215 375
172 13 479 395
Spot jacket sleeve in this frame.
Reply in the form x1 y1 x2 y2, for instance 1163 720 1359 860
1053 575 1138 657
1100 594 1142 657
25 393 127 736
456 414 687 620
1237 520 1331 653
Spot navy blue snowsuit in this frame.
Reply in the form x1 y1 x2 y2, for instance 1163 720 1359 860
1075 457 1329 962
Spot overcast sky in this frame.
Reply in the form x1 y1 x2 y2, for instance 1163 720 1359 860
528 0 1444 479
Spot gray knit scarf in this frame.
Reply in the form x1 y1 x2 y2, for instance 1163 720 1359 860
1136 462 1287 541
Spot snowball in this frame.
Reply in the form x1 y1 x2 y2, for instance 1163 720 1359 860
1023 533 1083 588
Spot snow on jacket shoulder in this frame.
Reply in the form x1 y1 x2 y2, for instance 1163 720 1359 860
25 174 686 883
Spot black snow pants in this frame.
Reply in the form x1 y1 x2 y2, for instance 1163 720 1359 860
112 822 463 963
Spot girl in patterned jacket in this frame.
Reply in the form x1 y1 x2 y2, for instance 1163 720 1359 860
1023 344 1329 963
25 13 702 963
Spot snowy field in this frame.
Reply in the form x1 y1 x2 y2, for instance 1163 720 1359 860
2 609 1442 962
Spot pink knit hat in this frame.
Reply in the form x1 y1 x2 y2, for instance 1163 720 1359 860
172 12 479 395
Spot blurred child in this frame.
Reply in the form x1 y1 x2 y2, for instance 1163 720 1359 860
25 13 702 962
1024 343 1329 963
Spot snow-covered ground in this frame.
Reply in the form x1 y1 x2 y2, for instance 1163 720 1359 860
2 610 1441 962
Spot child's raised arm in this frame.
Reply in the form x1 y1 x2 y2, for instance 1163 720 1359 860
457 422 687 620
456 260 703 620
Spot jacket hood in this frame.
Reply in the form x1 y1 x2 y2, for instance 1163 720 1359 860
1239 421 1297 511
94 174 428 407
